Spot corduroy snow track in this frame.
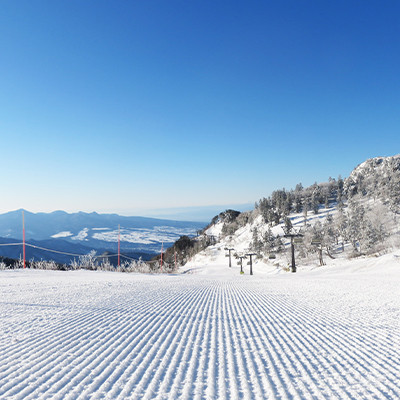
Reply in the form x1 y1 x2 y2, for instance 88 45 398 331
0 265 399 399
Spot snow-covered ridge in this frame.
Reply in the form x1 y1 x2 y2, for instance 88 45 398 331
346 153 400 186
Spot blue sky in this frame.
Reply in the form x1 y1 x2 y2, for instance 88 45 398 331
0 0 399 220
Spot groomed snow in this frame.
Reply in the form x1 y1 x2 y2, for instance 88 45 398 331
0 255 399 399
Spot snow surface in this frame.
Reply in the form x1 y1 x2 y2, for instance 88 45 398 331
0 255 399 399
71 228 89 241
51 231 73 238
92 226 197 245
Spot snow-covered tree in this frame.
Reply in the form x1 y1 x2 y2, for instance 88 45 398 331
346 200 367 254
263 227 275 253
323 213 337 256
283 216 293 235
250 227 263 255
310 184 321 214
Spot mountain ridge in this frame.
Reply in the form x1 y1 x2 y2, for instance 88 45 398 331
0 210 205 263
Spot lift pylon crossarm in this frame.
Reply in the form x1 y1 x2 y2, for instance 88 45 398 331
224 247 235 268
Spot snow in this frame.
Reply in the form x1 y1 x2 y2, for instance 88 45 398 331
93 226 197 245
71 228 89 241
205 220 224 237
51 231 73 238
0 255 399 399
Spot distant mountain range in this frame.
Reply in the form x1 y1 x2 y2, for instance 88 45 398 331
0 210 205 264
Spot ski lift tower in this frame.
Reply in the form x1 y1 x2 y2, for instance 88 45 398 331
283 233 303 273
236 254 247 274
207 234 217 246
224 247 235 268
245 253 257 275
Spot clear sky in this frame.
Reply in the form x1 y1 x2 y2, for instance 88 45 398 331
0 0 399 220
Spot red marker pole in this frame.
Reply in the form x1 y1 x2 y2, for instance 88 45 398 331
22 210 26 269
118 224 120 267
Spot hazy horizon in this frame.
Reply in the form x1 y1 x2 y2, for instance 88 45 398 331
0 203 255 223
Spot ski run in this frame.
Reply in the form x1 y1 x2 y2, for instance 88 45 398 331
0 254 399 399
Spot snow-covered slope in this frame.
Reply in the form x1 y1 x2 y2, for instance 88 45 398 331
189 208 338 274
1 254 399 399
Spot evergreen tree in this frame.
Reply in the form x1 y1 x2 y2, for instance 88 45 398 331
334 206 348 251
346 200 365 253
303 202 309 227
323 213 337 256
294 183 304 213
263 227 275 252
337 175 344 196
310 221 325 265
283 216 293 235
311 191 320 214
361 204 390 253
250 227 263 255
388 168 400 214
258 198 271 223
324 195 329 209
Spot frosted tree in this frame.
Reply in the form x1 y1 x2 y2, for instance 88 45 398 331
298 227 313 260
346 201 366 254
283 216 293 235
387 168 400 214
361 204 390 253
361 220 380 253
337 175 344 200
323 213 337 257
250 227 263 255
310 220 325 265
324 195 329 209
337 190 344 210
99 257 113 271
257 198 271 223
294 183 303 213
333 206 347 252
303 202 309 227
221 220 239 236
237 211 251 228
77 250 98 270
310 184 321 214
263 227 275 253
